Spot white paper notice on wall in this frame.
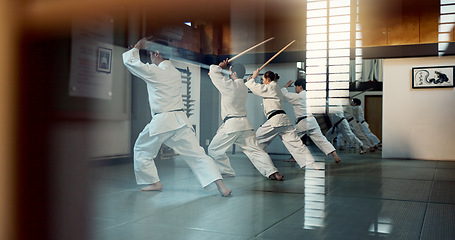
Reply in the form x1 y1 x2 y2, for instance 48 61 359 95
69 15 114 100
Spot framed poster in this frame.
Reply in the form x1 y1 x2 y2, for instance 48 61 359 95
412 66 454 89
96 47 112 73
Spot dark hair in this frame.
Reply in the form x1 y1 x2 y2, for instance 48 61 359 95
139 49 152 64
294 78 306 89
352 98 361 105
231 64 246 78
150 39 170 60
264 71 280 81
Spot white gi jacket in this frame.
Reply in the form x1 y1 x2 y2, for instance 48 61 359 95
245 80 292 127
281 88 320 131
352 105 367 125
123 48 192 136
209 65 253 133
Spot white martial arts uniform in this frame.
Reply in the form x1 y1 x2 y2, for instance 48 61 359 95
245 79 315 168
343 105 374 149
207 65 278 177
325 107 364 149
281 88 336 155
352 105 381 145
123 48 222 187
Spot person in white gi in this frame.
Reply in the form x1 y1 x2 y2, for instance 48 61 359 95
208 59 283 180
122 37 231 196
351 98 381 148
325 104 367 154
245 69 315 169
281 79 341 163
341 104 376 151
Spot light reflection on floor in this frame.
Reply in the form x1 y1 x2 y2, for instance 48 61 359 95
90 146 455 240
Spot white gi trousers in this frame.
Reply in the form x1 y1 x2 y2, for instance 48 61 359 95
134 124 222 187
348 120 374 148
325 116 363 148
361 122 381 145
295 117 335 155
208 129 278 178
256 125 315 168
335 121 374 149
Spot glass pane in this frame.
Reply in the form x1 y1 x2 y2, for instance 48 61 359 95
440 14 455 23
307 50 327 58
307 17 327 26
329 0 350 8
355 48 362 56
329 32 350 40
329 57 350 65
308 98 327 106
439 23 455 32
329 15 350 24
441 0 455 4
308 25 328 34
307 90 327 98
307 58 328 66
329 81 350 89
439 42 450 51
355 56 362 62
328 105 344 114
309 106 327 114
307 9 328 18
441 5 455 14
308 1 327 10
307 74 327 82
439 33 451 41
307 82 327 90
356 40 362 47
329 73 349 81
307 33 327 42
307 41 328 50
328 90 349 97
356 23 362 31
329 49 350 57
355 64 362 72
306 66 327 74
329 23 350 32
328 98 349 106
329 40 350 49
356 73 362 80
329 6 350 16
355 32 362 39
329 65 350 73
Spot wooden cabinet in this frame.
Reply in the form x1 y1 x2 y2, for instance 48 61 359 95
360 0 439 47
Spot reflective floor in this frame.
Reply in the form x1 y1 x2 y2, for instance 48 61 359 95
90 147 455 240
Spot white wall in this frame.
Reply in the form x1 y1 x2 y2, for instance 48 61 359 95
383 56 455 160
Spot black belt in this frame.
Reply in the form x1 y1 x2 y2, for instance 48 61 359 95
360 120 365 124
154 109 184 116
331 117 345 134
295 116 308 124
223 115 246 123
347 117 354 122
267 110 286 120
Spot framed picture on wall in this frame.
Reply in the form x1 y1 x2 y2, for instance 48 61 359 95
96 47 112 74
412 66 454 89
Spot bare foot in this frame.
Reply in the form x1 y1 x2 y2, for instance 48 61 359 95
141 181 163 191
269 172 284 181
359 146 367 154
285 157 296 162
215 179 232 197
